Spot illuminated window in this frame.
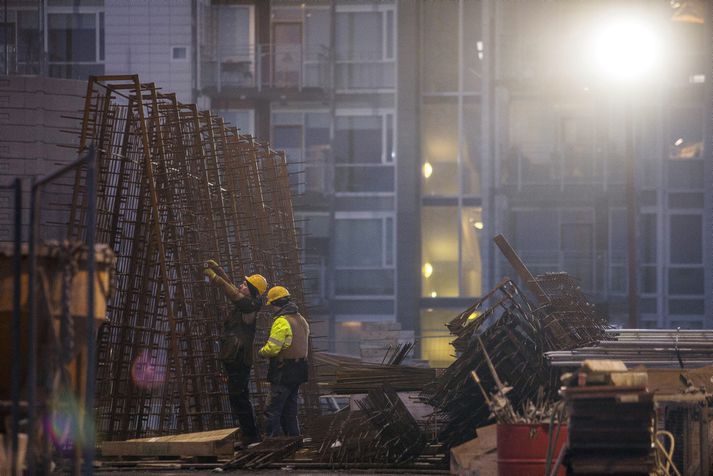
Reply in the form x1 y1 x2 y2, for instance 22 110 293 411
461 207 483 296
421 206 458 297
420 309 458 368
421 98 458 196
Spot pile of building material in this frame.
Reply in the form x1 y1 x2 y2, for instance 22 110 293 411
359 321 416 363
423 272 608 448
314 351 435 394
547 329 713 369
63 75 320 442
558 361 657 474
318 385 429 467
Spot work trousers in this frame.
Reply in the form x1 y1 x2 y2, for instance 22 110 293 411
264 382 301 437
222 360 260 443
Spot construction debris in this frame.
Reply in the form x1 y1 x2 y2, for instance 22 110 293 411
318 385 429 467
221 436 301 470
423 273 607 448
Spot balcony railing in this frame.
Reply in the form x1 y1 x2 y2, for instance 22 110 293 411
201 44 396 92
201 43 329 92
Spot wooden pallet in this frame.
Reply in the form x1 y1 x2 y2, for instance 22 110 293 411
101 427 238 458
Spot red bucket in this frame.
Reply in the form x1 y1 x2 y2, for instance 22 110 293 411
497 423 567 476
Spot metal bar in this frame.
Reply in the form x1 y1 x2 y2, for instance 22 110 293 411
83 145 97 475
27 177 37 476
493 234 549 304
11 177 22 476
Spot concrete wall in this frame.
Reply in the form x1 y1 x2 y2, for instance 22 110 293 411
104 0 194 104
0 75 86 243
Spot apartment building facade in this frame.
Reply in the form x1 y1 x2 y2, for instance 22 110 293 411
1 0 710 367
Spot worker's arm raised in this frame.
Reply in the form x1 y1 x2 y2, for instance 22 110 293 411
203 265 249 302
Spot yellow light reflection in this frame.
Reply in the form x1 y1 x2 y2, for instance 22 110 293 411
341 321 362 329
422 262 433 278
423 162 433 179
467 310 482 322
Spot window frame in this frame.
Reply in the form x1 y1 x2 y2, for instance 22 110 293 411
45 7 104 66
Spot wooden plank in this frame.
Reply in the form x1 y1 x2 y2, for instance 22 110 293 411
101 428 238 457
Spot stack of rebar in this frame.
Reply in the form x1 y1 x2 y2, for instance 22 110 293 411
423 274 608 448
64 75 320 441
314 351 435 394
547 328 713 368
319 386 427 467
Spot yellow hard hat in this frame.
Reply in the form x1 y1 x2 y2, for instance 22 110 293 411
266 285 290 305
245 274 268 296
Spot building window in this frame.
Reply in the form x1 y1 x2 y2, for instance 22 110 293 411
334 112 395 194
216 109 254 135
272 111 330 195
420 309 459 368
47 10 104 79
335 6 395 90
202 5 254 89
172 46 188 61
295 212 329 305
461 207 483 296
334 214 394 297
670 214 702 264
422 206 458 298
422 98 458 196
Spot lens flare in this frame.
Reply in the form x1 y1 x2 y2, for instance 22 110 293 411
131 349 166 389
46 390 80 452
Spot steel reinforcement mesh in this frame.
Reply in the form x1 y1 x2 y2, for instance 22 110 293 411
65 75 319 441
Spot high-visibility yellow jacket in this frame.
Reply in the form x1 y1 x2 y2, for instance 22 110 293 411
259 304 309 359
259 316 293 358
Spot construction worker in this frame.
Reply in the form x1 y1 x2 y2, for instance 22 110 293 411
204 260 267 447
258 286 310 438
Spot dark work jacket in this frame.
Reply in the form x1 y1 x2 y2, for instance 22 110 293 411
219 297 261 366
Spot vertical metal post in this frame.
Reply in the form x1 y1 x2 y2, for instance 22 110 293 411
83 145 97 475
4 0 9 75
626 100 638 328
27 177 38 476
326 0 337 352
11 177 22 476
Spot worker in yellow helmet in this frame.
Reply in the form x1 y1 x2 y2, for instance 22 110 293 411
258 286 310 437
204 260 267 447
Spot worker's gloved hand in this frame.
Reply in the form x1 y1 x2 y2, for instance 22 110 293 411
205 259 221 271
203 267 217 282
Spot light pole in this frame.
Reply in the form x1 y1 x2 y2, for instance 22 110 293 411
589 13 662 328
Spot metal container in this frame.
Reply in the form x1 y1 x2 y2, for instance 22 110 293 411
496 423 568 476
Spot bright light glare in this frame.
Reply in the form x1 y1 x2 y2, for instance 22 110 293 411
591 16 660 82
423 162 433 179
423 262 433 278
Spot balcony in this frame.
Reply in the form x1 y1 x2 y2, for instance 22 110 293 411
201 44 396 95
201 43 329 94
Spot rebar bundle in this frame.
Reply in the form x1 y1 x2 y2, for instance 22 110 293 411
319 386 426 466
423 274 608 448
547 328 713 368
314 351 435 394
64 75 319 441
